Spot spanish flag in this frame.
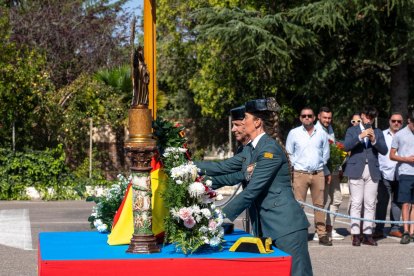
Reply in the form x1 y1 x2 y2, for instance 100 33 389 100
107 154 168 245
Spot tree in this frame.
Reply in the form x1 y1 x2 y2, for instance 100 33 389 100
191 6 319 117
5 0 132 88
0 12 56 149
157 0 414 122
287 0 414 118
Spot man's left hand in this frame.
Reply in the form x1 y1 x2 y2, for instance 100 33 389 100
325 174 331 185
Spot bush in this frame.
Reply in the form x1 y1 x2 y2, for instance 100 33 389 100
0 145 81 200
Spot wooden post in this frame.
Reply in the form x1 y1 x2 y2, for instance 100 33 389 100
144 0 157 120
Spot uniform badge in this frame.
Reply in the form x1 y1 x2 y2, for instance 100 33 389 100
242 157 246 162
264 153 273 159
246 163 257 182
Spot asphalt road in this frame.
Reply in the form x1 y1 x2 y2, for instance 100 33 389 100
1 196 414 276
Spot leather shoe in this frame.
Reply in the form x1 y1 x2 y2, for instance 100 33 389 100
389 231 403 238
319 236 333 246
362 236 378 246
352 236 361 246
371 231 384 239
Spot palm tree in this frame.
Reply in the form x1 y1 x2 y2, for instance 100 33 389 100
94 64 167 110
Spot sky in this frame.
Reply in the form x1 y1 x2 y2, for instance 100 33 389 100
124 0 143 13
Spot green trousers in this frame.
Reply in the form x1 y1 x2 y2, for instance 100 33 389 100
274 229 313 276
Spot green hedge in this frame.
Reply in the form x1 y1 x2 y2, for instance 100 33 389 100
0 145 83 200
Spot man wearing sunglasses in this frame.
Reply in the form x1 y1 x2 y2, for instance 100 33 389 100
390 110 414 244
372 113 404 239
286 107 331 246
343 105 388 246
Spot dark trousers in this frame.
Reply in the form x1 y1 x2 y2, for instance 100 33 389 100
274 229 313 276
375 179 402 233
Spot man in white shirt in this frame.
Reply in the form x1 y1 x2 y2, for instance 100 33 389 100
372 113 404 239
315 107 344 241
286 107 331 246
390 110 414 244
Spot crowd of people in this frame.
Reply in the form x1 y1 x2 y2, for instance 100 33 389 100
286 106 414 247
194 98 414 276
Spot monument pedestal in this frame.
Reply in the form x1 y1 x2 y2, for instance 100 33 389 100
126 234 161 254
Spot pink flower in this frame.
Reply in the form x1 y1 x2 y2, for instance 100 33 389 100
184 216 196 228
359 14 362 18
209 219 217 229
179 207 192 221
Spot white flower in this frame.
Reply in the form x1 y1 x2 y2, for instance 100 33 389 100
170 163 198 181
205 180 213 187
200 208 211 219
94 219 103 228
216 217 224 227
210 204 216 210
91 212 98 217
214 209 223 219
203 238 210 244
199 194 213 204
191 205 201 214
170 207 180 219
209 237 221 247
97 224 108 233
188 182 206 198
175 180 183 185
216 194 223 201
174 155 180 159
214 209 224 226
165 147 184 154
163 152 170 157
199 226 208 233
218 226 225 236
195 214 202 223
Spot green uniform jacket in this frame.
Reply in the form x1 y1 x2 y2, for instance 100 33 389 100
195 134 310 240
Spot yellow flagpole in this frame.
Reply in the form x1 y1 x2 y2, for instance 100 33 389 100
144 0 157 119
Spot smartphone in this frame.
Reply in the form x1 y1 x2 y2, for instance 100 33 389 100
364 123 371 129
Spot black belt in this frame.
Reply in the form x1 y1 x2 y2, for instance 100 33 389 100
294 170 322 175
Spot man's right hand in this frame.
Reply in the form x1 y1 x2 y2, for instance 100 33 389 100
359 129 370 139
405 155 414 164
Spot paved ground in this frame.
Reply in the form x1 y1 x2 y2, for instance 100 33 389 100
1 196 414 275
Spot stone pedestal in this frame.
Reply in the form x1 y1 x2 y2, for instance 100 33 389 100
125 106 160 254
126 234 161 254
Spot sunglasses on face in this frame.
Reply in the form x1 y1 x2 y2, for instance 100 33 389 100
300 114 313 118
351 120 361 124
391 120 402 124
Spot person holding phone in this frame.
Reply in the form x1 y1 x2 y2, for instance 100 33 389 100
343 106 388 246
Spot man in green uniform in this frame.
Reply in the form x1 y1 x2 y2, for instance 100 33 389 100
195 99 312 276
230 106 250 154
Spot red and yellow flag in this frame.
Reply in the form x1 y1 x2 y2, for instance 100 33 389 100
107 154 168 245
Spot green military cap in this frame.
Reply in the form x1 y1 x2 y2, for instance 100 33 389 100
230 106 245 121
245 97 281 113
229 237 274 254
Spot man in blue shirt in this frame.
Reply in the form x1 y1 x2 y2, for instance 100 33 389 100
286 107 331 246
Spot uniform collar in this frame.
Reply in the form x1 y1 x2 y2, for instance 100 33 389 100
252 132 266 149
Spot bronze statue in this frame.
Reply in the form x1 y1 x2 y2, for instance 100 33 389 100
130 15 150 108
